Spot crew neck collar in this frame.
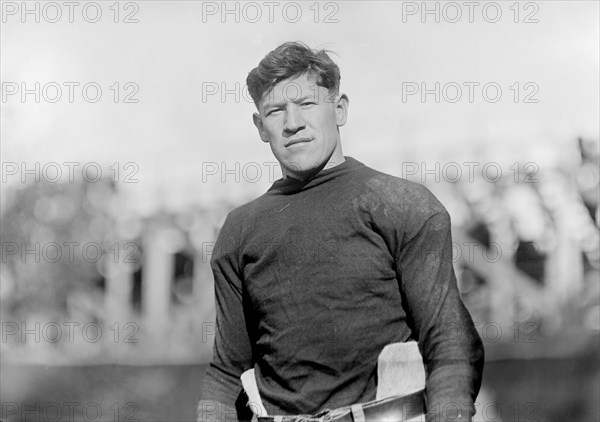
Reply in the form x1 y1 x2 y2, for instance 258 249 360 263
267 156 363 194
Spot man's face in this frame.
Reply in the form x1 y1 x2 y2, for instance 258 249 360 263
253 73 348 180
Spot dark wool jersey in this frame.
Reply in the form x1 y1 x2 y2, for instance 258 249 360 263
199 157 484 421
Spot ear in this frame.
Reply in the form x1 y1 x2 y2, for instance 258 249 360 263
253 113 270 143
335 93 349 127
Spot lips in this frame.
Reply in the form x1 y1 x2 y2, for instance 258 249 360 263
285 137 313 147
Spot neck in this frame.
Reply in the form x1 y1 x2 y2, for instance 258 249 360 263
283 151 346 181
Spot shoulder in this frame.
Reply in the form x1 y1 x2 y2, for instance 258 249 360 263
356 164 449 222
214 190 274 248
221 191 271 230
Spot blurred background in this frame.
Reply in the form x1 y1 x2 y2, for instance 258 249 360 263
1 1 599 421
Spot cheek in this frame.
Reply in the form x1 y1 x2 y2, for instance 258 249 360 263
317 117 338 138
264 125 281 142
317 110 337 130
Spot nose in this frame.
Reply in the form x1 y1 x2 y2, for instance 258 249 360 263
283 106 305 134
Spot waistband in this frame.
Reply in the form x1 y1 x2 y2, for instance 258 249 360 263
257 389 425 422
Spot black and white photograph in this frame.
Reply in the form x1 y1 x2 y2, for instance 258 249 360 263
1 1 599 421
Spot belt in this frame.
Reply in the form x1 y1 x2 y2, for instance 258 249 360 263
257 389 425 422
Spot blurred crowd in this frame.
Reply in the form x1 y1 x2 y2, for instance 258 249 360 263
1 138 598 364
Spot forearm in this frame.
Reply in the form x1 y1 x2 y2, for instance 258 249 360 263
198 364 251 422
422 300 485 422
424 356 484 422
201 214 255 421
393 207 484 421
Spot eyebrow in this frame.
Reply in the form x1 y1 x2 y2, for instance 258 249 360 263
262 95 317 111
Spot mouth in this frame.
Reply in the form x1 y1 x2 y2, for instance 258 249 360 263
285 137 313 147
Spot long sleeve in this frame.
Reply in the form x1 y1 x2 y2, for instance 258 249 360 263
392 193 484 422
198 214 254 422
197 159 484 420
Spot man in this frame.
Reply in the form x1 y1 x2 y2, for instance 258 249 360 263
198 42 484 422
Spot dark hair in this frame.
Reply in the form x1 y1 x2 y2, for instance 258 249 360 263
246 42 340 107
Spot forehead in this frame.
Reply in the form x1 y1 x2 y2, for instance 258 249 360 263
259 73 330 107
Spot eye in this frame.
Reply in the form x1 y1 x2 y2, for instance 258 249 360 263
301 102 315 107
266 108 282 116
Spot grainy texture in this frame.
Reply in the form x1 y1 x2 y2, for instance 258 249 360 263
199 157 484 422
